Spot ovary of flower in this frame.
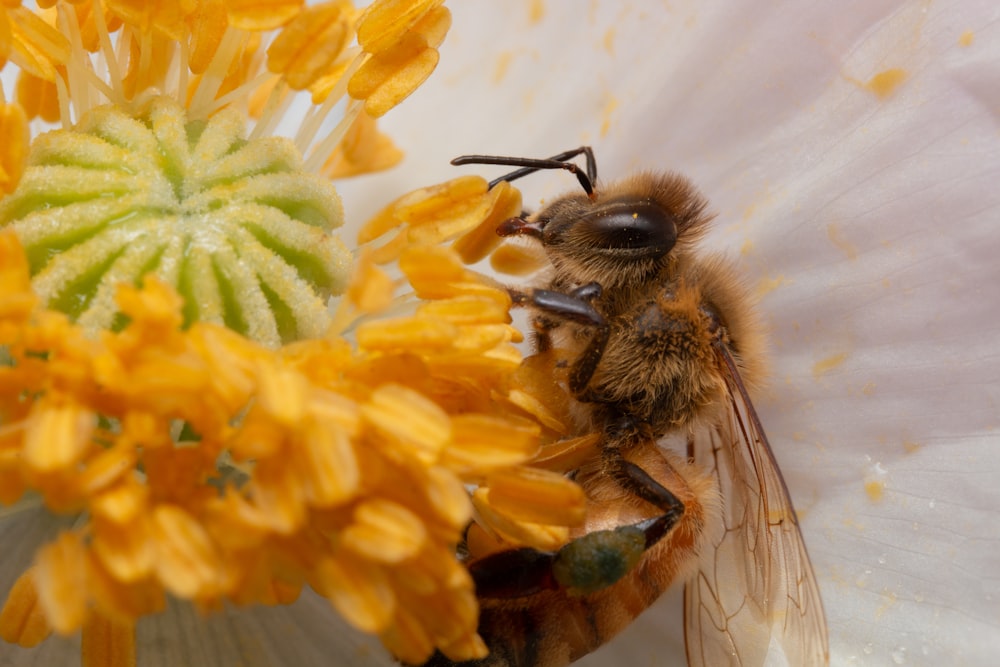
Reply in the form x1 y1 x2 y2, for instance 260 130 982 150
2 98 349 347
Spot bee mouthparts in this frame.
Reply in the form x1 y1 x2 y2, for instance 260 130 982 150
497 216 545 239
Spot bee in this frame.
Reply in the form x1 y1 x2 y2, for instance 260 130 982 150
425 148 828 667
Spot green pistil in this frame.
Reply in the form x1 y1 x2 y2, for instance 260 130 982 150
1 97 350 347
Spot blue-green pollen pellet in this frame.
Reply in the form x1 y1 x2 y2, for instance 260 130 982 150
552 525 646 595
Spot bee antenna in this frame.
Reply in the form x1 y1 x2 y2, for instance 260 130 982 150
451 146 597 197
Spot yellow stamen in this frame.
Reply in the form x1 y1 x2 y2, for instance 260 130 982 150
452 180 523 264
489 242 550 276
81 613 136 667
7 7 70 81
0 569 52 647
485 466 587 526
226 0 305 31
34 531 88 635
356 0 443 54
471 488 570 551
321 110 404 178
150 505 225 598
22 398 96 475
348 31 440 117
361 383 451 464
315 551 395 634
343 498 428 563
0 100 29 195
267 1 352 90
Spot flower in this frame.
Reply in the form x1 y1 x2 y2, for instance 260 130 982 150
342 2 999 666
0 1 589 666
4 2 998 667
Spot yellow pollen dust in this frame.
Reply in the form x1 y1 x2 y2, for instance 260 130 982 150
812 352 848 378
864 68 908 100
864 480 885 502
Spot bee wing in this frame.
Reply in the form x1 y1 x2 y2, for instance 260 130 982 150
683 342 829 667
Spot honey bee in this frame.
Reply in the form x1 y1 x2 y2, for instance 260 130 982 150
425 148 828 667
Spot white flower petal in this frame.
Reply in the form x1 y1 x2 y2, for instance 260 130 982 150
342 1 1000 665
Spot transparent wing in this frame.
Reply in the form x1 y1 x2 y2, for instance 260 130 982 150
684 342 829 667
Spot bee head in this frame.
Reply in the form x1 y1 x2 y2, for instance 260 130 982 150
500 172 712 288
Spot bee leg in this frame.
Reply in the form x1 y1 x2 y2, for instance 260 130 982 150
511 284 610 395
466 507 680 601
602 417 685 528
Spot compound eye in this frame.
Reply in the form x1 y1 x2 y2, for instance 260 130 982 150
582 201 678 256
